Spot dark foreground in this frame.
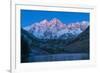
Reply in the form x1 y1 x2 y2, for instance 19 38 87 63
21 27 90 63
28 53 89 62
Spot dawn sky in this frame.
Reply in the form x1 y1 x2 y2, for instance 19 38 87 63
21 9 90 27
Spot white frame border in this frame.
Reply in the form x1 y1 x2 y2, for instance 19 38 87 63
11 4 96 73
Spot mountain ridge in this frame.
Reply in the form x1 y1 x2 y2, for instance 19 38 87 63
23 18 89 39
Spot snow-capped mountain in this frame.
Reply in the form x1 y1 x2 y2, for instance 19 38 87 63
23 18 89 39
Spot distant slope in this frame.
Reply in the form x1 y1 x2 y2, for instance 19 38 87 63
63 27 89 53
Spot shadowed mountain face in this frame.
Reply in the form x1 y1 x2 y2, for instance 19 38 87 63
21 28 49 62
34 27 89 54
21 28 34 62
63 27 89 53
21 26 89 62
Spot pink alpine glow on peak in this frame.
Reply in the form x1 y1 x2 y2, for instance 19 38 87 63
23 18 89 39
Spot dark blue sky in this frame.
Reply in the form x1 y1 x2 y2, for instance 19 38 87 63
21 9 90 27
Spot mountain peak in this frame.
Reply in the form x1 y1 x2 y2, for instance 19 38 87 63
40 19 48 24
52 18 59 21
50 18 63 25
80 21 89 31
